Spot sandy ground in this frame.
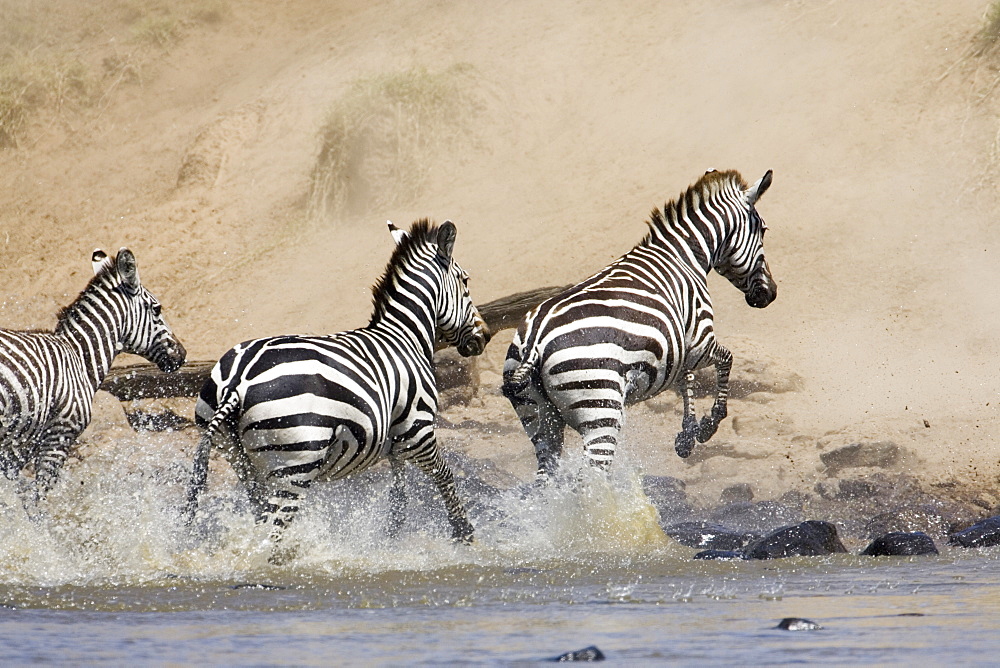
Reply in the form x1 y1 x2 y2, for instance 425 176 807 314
2 1 1000 524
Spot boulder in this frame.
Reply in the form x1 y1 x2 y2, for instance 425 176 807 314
861 532 938 557
666 521 756 550
820 442 899 474
693 549 743 561
743 520 847 560
642 475 694 523
720 483 754 504
709 500 803 534
947 516 1000 548
548 646 605 662
776 618 821 631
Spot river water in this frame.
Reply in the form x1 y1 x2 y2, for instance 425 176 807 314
0 431 997 665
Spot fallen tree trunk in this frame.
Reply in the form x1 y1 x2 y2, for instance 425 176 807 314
101 284 572 401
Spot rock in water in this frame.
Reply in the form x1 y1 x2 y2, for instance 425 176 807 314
693 549 744 560
947 516 1000 548
666 521 755 550
861 532 938 556
549 646 606 662
743 520 847 560
776 618 822 631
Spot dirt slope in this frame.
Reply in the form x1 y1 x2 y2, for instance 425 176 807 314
1 0 999 510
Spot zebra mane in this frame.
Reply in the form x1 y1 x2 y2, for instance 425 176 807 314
55 257 118 328
370 218 440 314
645 169 748 240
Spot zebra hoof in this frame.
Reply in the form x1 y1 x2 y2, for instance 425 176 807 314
697 417 719 444
451 522 475 545
675 431 696 458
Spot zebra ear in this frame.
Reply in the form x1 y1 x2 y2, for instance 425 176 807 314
436 220 456 261
387 220 408 246
746 169 773 206
92 249 112 276
116 247 141 291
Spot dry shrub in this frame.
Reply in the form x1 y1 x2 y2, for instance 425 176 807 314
308 64 479 220
0 54 95 148
976 1 1000 57
0 0 230 149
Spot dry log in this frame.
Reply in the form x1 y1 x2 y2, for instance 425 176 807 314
100 284 572 401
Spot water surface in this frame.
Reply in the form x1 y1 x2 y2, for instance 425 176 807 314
0 432 996 664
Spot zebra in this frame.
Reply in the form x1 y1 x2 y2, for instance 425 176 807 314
502 169 777 477
185 219 491 545
0 248 187 501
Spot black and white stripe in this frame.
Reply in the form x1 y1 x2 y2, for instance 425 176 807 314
186 219 490 544
502 169 777 476
0 248 186 499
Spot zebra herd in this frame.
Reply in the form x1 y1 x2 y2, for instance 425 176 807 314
0 168 776 548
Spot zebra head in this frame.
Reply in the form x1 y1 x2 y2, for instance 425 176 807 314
714 169 778 309
97 248 187 373
387 220 491 357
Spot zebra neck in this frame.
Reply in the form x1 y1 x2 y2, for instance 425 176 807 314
368 290 437 360
650 210 735 274
54 289 125 391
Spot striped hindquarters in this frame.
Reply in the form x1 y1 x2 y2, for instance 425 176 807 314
201 333 431 484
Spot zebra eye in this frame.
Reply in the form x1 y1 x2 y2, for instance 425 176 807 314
151 303 162 317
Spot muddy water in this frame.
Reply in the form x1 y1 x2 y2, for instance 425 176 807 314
0 432 997 664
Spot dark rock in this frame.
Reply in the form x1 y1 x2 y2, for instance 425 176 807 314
642 475 687 506
693 549 743 560
666 521 756 550
948 516 1000 548
720 483 754 504
549 645 605 662
776 618 821 631
836 478 880 499
643 475 694 523
864 505 951 539
820 441 899 473
778 490 809 509
743 520 848 560
861 532 939 556
709 500 803 534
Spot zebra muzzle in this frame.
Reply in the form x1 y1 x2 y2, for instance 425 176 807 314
156 339 187 372
745 281 777 309
457 322 490 357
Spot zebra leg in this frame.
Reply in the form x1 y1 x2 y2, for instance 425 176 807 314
259 479 311 543
187 392 241 524
506 386 565 478
697 344 733 444
674 371 698 458
183 432 212 525
33 428 76 501
577 406 623 472
411 444 473 543
387 457 407 538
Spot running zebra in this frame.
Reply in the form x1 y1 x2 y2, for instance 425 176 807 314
502 169 777 476
186 219 490 544
0 248 187 500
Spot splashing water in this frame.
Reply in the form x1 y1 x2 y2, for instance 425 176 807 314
0 429 681 588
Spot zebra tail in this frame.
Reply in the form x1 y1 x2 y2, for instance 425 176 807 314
184 391 240 525
503 349 539 396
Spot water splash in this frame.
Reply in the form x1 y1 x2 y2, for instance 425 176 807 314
0 430 681 587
